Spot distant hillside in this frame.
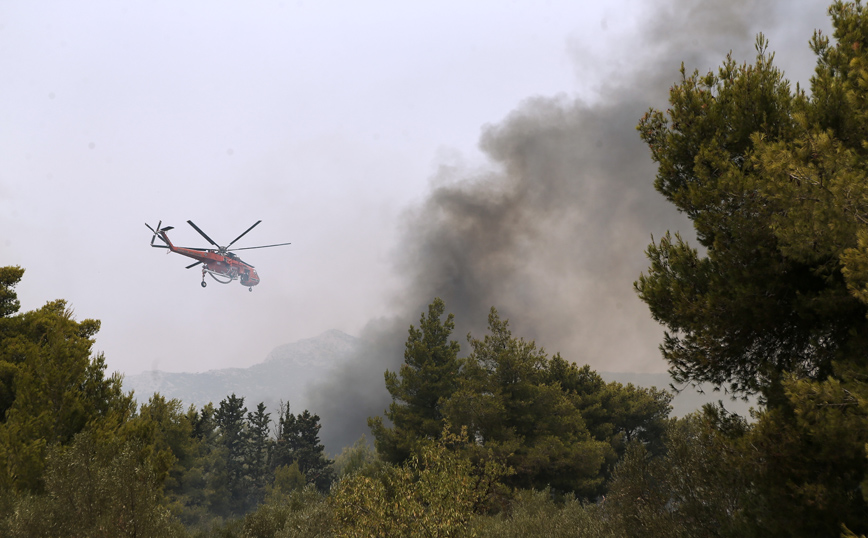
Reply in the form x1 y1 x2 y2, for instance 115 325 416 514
123 329 361 413
123 330 754 427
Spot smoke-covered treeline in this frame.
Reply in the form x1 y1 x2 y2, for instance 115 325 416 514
308 0 827 452
7 1 868 537
0 268 674 535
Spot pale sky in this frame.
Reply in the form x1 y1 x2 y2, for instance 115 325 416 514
1 0 830 377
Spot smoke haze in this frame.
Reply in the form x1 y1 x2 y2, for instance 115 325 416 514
0 0 830 453
309 0 830 451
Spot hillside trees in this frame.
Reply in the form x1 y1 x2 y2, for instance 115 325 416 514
0 267 132 496
212 393 250 514
370 299 672 499
635 2 868 534
441 308 610 497
331 426 508 538
0 267 339 532
273 404 334 492
0 268 185 536
7 431 184 538
549 360 672 479
246 402 271 505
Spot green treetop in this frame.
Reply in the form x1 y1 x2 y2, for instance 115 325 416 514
635 3 868 534
368 297 461 463
0 267 129 494
636 28 868 398
440 308 611 497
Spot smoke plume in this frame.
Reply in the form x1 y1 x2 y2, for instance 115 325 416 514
309 0 826 452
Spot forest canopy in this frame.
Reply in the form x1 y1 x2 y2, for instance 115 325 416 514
3 2 868 536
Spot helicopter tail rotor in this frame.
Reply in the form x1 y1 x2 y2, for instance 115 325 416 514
145 221 175 248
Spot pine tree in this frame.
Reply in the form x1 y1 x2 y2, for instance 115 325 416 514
0 267 130 495
291 410 334 491
246 402 271 505
273 404 334 492
214 393 248 513
368 298 461 463
271 402 296 471
440 308 610 497
0 266 24 319
635 3 868 534
0 267 25 431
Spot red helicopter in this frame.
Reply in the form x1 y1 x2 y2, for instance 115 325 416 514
146 220 291 291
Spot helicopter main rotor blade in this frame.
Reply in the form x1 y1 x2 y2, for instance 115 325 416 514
226 220 262 248
152 243 210 251
228 242 292 251
186 261 203 269
187 220 218 247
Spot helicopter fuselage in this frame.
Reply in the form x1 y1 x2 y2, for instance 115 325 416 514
146 220 289 291
173 246 261 287
154 229 261 289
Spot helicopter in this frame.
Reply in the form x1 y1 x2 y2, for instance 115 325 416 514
146 220 290 291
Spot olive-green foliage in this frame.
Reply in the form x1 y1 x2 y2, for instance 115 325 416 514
238 486 333 538
129 396 225 529
605 403 867 537
270 461 308 495
331 427 508 538
0 266 24 319
333 435 379 479
469 489 616 538
123 394 197 499
7 430 185 538
603 411 751 538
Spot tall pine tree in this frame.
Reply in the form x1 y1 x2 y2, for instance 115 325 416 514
273 403 334 492
246 402 271 505
635 3 868 534
213 393 248 514
368 298 461 463
0 267 130 495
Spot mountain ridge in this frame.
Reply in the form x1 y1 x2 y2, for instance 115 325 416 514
123 329 753 439
124 329 360 413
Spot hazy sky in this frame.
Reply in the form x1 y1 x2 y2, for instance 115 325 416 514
2 0 831 379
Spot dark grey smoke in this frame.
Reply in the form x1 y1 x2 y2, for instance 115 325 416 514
309 0 829 453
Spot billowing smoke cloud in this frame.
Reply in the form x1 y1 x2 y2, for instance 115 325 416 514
309 0 826 452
